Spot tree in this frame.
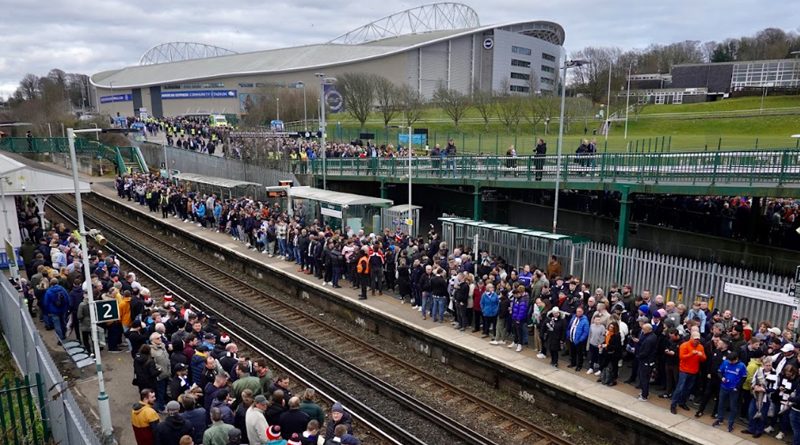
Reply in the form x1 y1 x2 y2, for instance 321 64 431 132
535 95 560 135
397 84 424 127
338 72 375 129
433 85 471 129
373 76 399 127
18 74 39 101
571 46 623 103
495 81 522 132
471 85 495 130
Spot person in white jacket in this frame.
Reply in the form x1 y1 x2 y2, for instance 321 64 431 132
245 395 270 445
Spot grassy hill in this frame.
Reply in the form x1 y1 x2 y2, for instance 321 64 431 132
323 96 800 153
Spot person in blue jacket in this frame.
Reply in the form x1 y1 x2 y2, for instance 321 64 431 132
567 306 590 372
714 351 748 432
480 283 500 341
43 278 69 341
508 285 529 353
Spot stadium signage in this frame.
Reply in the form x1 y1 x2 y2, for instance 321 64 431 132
483 37 494 50
161 90 238 100
100 94 132 104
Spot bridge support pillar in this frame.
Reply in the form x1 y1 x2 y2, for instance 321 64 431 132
472 186 481 221
379 181 388 199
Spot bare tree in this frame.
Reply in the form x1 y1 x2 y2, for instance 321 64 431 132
495 81 522 131
374 75 399 126
535 95 560 135
18 74 39 101
433 85 471 129
338 72 375 129
397 84 424 127
471 85 495 130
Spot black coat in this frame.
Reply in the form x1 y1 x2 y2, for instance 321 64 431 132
545 316 566 350
397 265 411 296
133 353 159 392
153 414 193 445
279 408 310 439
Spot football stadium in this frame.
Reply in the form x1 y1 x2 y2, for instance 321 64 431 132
90 3 564 118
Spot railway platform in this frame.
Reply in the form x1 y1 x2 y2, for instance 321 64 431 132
85 181 767 445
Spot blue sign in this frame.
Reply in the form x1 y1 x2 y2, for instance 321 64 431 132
100 94 132 104
398 134 427 146
0 248 24 270
161 90 237 100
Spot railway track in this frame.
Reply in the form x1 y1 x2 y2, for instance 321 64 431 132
51 193 574 445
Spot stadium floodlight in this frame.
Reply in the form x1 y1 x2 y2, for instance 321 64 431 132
315 73 337 190
553 59 591 235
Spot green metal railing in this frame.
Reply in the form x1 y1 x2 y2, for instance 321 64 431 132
0 137 150 176
0 374 48 444
310 149 800 186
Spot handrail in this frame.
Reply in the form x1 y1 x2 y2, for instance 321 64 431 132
309 150 800 186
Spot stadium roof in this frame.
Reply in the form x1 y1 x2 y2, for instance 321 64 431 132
90 20 564 89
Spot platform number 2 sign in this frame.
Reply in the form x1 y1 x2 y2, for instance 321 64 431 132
94 300 120 323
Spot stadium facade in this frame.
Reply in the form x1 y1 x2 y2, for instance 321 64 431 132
90 3 564 118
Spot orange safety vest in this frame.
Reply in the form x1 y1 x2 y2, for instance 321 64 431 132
357 256 370 275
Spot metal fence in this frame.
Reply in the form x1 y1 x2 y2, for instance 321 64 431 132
312 150 800 186
0 375 47 444
138 143 300 195
0 278 101 445
582 242 793 326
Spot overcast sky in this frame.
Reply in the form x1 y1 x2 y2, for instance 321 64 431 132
2 0 798 99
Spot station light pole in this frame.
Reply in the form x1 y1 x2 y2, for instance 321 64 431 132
292 82 308 131
67 127 133 445
623 63 632 140
315 73 337 190
276 97 280 121
553 58 590 235
392 125 415 233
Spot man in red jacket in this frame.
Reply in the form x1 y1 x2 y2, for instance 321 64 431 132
670 330 707 414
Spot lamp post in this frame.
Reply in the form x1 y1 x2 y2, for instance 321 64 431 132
292 82 308 131
67 127 132 445
392 125 414 233
315 73 337 190
276 97 280 121
553 58 590 234
623 63 632 140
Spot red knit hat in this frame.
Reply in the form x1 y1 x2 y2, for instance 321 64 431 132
287 433 302 445
266 425 281 441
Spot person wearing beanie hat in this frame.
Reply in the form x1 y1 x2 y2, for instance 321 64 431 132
266 425 285 444
325 403 354 441
287 433 302 445
638 304 650 317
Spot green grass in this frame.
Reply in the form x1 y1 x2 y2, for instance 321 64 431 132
327 96 800 153
639 95 800 114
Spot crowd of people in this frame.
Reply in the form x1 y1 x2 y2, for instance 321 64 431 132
14 197 360 445
108 172 800 442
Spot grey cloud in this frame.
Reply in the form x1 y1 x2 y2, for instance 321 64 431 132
1 0 798 98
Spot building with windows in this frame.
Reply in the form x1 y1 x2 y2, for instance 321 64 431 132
90 3 564 118
626 58 800 105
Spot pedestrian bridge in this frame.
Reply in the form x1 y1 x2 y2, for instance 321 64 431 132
310 149 800 197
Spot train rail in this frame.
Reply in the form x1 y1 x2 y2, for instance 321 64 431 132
51 193 574 445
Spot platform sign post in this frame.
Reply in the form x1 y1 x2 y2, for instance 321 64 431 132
94 299 119 323
474 233 479 276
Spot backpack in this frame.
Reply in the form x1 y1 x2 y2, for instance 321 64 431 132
357 256 370 275
55 289 66 308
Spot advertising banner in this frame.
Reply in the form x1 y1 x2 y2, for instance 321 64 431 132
161 90 237 100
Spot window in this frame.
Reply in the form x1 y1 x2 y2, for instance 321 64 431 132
654 93 666 105
541 65 555 73
512 45 532 56
511 59 531 68
510 72 530 80
510 85 530 93
540 77 554 85
542 53 556 62
672 92 683 104
238 83 254 88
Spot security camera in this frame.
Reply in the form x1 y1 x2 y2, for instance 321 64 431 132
21 185 26 191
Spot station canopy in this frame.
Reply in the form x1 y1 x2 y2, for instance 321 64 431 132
172 172 261 189
0 154 90 195
288 186 393 207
